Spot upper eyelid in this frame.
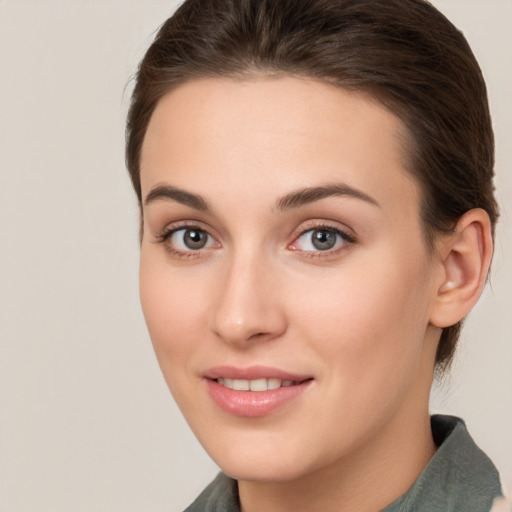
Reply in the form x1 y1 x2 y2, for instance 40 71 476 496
293 220 356 240
292 227 354 247
157 220 217 238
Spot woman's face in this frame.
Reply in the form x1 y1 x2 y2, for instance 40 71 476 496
139 77 442 482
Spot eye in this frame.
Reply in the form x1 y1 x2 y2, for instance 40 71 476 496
167 227 216 251
290 226 354 253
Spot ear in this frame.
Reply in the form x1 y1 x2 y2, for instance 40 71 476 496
429 208 493 328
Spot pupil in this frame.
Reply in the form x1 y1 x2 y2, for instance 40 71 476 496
184 229 207 249
312 230 336 250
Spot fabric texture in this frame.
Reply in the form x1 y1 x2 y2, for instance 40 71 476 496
184 415 502 512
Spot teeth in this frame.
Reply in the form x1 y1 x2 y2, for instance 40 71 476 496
219 378 233 389
232 379 250 391
267 378 281 390
249 378 267 391
216 378 298 391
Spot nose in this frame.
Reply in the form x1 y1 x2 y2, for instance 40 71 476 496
209 252 287 347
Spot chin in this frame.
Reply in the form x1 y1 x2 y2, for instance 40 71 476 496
200 429 326 483
220 457 312 484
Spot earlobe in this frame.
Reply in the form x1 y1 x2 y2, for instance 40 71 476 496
429 209 493 329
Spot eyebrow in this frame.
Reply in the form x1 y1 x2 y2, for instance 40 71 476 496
275 183 380 211
143 182 380 212
144 184 210 211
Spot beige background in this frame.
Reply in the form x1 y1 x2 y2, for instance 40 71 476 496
0 1 510 510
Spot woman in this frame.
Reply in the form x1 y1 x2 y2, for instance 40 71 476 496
126 0 503 510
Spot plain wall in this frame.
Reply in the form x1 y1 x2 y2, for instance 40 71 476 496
0 1 510 510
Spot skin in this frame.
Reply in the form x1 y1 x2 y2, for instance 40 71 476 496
138 77 491 512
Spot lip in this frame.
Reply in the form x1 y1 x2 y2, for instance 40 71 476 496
203 365 311 381
203 366 313 417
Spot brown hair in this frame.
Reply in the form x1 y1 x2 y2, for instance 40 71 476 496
126 0 498 371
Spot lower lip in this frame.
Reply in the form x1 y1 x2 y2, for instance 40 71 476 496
206 379 312 417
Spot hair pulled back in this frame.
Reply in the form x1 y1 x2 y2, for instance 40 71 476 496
126 0 498 371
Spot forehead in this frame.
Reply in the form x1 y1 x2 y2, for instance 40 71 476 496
140 76 420 219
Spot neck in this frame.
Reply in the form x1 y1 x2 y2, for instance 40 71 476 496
238 408 436 512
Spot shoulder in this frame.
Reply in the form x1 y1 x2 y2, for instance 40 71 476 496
183 472 239 512
382 415 503 512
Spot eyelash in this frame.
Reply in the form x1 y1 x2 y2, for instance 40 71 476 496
154 222 356 260
155 223 217 259
289 223 356 258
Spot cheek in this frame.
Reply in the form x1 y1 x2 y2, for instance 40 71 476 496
289 253 432 381
139 254 208 368
279 257 434 457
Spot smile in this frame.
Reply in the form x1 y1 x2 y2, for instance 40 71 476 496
204 367 313 417
216 378 299 391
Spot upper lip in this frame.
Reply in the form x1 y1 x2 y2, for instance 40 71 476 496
203 365 312 382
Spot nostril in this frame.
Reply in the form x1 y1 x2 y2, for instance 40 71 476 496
248 332 268 340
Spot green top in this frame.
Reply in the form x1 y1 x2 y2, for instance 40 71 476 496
184 415 502 512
